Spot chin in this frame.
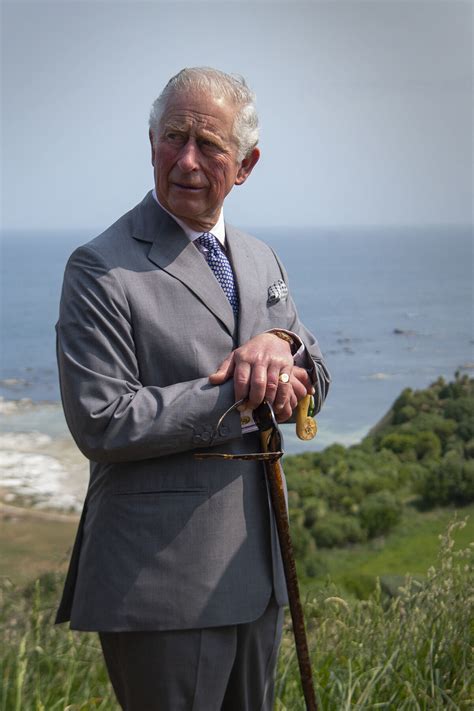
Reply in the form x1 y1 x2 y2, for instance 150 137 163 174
172 200 202 218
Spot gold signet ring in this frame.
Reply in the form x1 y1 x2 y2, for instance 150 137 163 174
278 373 290 384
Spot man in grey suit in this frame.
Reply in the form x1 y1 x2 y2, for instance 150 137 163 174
56 67 330 710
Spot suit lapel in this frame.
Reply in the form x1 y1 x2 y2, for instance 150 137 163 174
225 224 260 345
132 193 235 336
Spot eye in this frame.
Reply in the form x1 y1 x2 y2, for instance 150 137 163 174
165 131 185 145
199 138 220 153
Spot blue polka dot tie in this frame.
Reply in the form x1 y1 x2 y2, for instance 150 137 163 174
197 233 240 317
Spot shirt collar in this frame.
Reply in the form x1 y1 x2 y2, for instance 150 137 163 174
152 189 226 246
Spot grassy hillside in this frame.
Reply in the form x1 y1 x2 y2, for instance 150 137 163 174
0 374 472 708
1 519 471 709
277 519 473 709
307 503 474 598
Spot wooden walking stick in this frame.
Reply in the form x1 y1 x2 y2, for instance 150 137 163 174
196 397 318 710
253 399 318 711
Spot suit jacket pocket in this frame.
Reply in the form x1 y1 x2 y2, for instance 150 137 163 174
104 488 209 563
113 488 208 496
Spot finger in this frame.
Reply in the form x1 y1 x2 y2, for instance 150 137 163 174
275 383 297 416
273 374 292 414
289 392 298 411
264 365 280 404
292 366 315 394
209 354 235 384
275 400 293 423
233 361 252 403
289 374 308 402
246 363 269 410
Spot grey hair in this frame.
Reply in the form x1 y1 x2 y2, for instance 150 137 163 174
149 67 259 161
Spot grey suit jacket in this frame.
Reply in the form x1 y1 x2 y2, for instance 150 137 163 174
55 192 330 631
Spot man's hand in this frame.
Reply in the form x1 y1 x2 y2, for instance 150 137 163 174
209 333 314 422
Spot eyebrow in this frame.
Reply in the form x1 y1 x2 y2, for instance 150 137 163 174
162 120 228 148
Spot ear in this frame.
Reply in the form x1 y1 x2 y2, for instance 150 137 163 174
149 129 155 166
235 147 260 186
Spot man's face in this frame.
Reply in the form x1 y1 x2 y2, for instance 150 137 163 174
150 89 259 231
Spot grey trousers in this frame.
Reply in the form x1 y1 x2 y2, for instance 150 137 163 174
99 596 284 711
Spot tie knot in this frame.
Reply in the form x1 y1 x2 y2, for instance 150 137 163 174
197 232 219 252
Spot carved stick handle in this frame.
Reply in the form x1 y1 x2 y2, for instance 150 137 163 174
296 394 317 441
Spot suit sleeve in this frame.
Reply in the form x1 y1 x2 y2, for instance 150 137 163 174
271 249 331 415
56 245 241 464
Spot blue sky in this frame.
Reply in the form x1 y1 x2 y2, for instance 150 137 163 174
1 0 472 231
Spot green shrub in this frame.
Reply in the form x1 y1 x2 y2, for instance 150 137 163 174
407 414 457 447
393 403 417 424
338 572 376 599
443 396 474 425
302 496 328 528
398 461 427 488
284 375 472 564
311 513 366 548
465 438 474 458
415 430 442 460
359 490 402 538
291 519 316 562
379 432 417 460
420 452 474 507
391 387 414 417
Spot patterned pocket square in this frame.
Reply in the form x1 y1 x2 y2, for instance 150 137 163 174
267 279 289 305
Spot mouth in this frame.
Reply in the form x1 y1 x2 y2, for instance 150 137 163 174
173 183 205 192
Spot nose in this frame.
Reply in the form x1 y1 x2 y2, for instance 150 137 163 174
176 139 200 172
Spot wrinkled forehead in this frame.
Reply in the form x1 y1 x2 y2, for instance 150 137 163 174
160 88 239 133
163 86 236 111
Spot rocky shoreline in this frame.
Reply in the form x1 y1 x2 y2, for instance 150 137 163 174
0 398 88 513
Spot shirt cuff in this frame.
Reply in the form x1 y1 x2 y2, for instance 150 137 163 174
240 408 259 434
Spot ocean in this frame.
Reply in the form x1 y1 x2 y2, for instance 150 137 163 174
0 225 472 510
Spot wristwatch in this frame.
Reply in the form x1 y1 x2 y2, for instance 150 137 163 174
272 330 299 355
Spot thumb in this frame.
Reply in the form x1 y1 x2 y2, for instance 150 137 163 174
209 354 235 384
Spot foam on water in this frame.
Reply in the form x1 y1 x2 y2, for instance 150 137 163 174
0 422 88 512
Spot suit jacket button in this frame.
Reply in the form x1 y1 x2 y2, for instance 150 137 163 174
201 430 211 443
219 425 230 437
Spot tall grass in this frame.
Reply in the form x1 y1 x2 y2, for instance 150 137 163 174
1 521 472 709
1 576 116 710
277 519 473 709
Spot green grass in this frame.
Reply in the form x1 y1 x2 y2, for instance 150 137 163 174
0 519 472 710
1 577 117 710
277 519 473 709
303 503 474 598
